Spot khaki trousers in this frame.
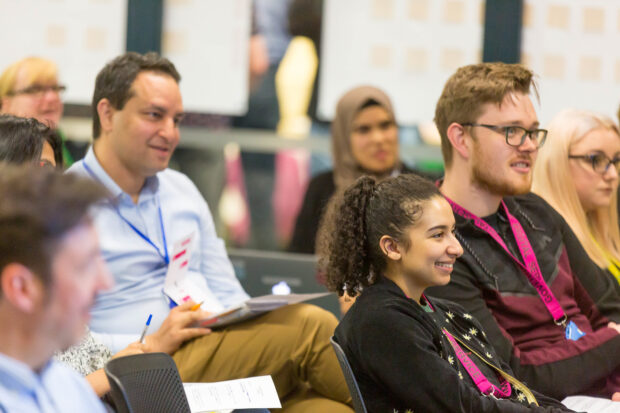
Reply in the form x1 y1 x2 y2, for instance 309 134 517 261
173 303 353 413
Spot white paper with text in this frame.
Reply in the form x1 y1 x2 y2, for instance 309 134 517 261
183 375 281 412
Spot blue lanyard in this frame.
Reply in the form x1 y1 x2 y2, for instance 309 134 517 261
82 161 170 264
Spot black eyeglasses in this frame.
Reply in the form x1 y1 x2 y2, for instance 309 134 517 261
568 153 620 174
6 84 66 97
461 123 548 148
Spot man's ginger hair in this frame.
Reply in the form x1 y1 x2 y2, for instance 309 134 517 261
434 62 538 167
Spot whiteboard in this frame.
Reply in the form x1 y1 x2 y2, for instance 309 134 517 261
0 0 251 115
0 0 127 105
162 0 250 115
521 0 620 125
318 0 484 125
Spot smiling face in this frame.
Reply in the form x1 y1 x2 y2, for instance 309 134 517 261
99 71 184 183
350 105 399 174
469 93 539 196
387 196 463 299
569 128 620 212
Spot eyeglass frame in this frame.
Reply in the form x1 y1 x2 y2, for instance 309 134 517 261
6 84 66 97
461 123 548 148
568 153 620 175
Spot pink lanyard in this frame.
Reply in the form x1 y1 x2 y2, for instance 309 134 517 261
443 329 512 398
445 196 567 326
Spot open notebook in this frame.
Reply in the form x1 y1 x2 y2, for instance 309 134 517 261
199 292 331 329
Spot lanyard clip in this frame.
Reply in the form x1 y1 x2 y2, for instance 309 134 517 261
485 390 499 400
554 314 567 328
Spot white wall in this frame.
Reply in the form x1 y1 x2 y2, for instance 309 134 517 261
162 0 250 114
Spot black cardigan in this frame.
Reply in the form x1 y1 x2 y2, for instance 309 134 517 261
335 276 576 413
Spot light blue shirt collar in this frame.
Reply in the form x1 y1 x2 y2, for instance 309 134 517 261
82 147 160 204
0 352 105 412
0 352 51 394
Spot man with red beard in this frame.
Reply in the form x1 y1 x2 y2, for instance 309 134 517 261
427 62 620 404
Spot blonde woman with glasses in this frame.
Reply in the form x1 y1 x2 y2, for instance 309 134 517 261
533 109 620 286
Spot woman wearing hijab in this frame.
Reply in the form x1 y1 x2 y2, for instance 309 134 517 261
289 85 419 254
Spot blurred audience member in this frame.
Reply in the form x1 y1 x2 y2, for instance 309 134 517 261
0 164 110 412
0 114 59 168
289 85 421 254
0 57 74 166
533 109 620 287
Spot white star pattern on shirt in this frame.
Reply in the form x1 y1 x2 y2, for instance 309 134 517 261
448 356 454 365
463 313 473 320
485 352 492 358
463 334 471 341
468 327 478 336
447 311 455 319
458 371 464 380
517 392 526 402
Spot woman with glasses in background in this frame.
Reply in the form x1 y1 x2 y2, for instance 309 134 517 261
533 109 620 287
0 57 70 166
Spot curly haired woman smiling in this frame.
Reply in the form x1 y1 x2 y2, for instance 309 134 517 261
320 174 574 412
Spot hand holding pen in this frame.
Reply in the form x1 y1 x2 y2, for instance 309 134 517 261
139 300 212 355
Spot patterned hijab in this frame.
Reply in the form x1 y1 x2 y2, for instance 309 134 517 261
331 85 398 190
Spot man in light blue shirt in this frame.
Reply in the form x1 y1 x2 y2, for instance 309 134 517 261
67 52 353 412
0 164 110 412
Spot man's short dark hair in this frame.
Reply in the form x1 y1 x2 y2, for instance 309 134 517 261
0 114 46 164
0 164 108 293
91 52 181 139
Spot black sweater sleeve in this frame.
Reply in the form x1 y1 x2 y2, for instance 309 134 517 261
342 302 575 413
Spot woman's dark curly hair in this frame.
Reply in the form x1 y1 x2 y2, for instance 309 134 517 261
319 173 441 297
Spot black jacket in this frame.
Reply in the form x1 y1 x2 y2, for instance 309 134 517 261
427 192 620 399
335 276 575 413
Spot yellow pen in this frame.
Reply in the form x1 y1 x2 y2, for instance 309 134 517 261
191 301 204 311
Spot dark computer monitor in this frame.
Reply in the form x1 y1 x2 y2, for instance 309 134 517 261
227 248 340 317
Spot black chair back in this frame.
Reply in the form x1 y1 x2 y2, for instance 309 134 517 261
330 336 368 413
104 352 191 413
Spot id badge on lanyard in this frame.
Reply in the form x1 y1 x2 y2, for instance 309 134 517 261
445 195 585 341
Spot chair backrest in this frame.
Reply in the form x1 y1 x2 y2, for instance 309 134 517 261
330 336 368 413
104 352 191 413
